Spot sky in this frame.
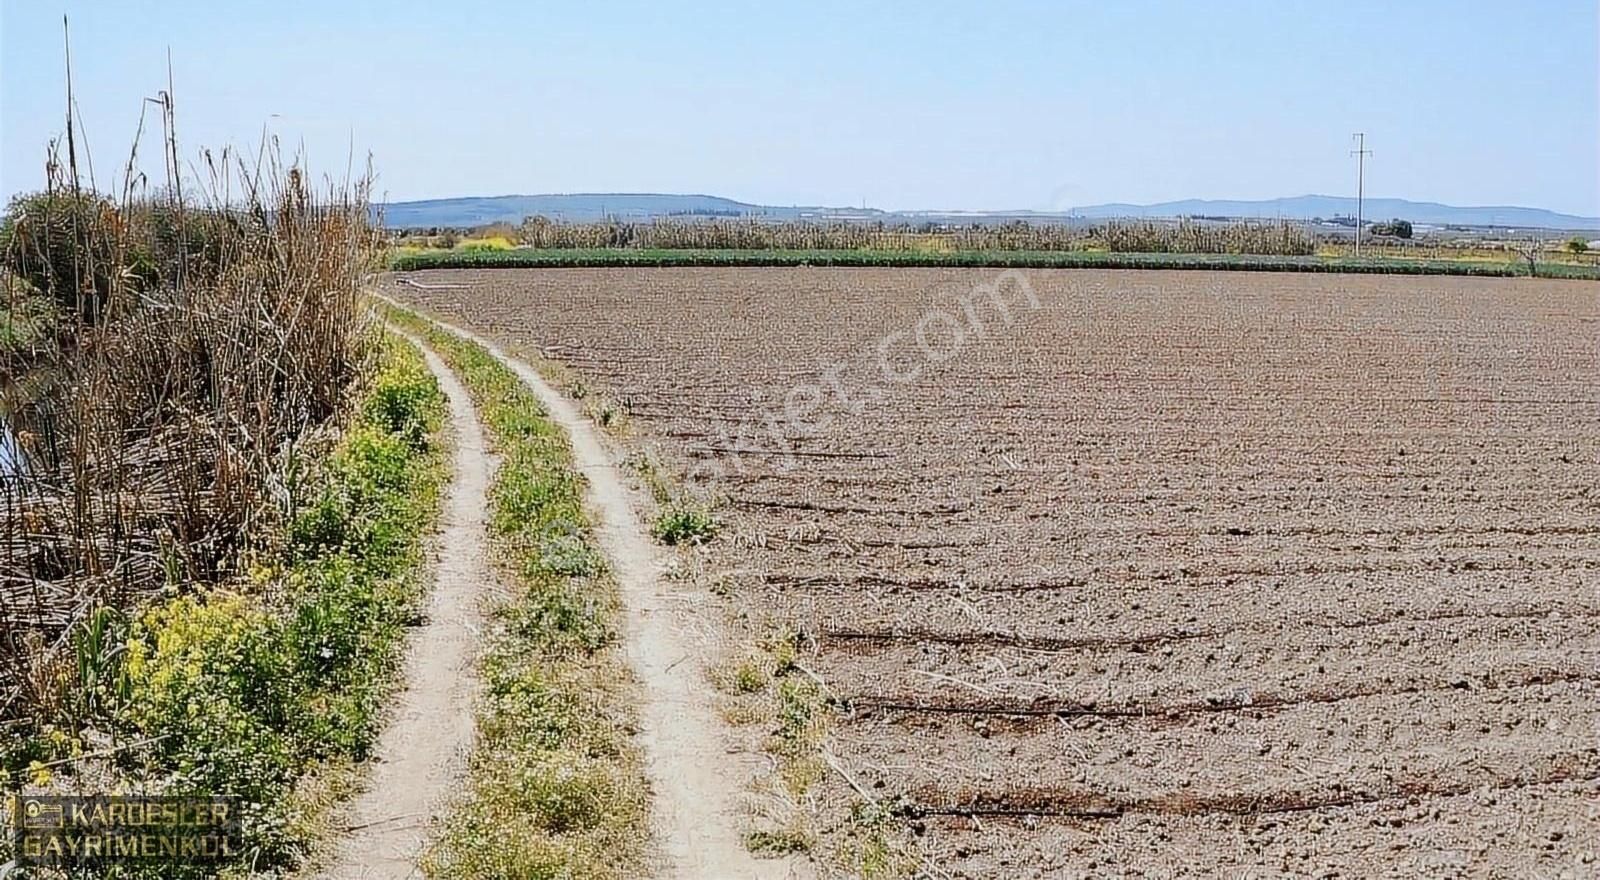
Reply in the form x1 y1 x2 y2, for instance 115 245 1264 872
2 1 1597 215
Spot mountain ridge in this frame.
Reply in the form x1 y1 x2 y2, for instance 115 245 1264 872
377 192 1598 231
1067 194 1598 229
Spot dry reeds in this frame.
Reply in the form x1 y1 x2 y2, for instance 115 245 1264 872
0 92 376 719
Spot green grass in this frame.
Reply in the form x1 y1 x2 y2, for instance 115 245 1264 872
0 334 449 877
382 306 651 880
388 246 1600 278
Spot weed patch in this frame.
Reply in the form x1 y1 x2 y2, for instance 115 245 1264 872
651 503 717 545
707 632 828 857
745 827 812 856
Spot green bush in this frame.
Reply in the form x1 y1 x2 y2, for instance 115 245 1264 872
121 594 298 801
363 355 444 449
0 273 58 362
134 202 235 285
1369 218 1414 239
282 556 402 758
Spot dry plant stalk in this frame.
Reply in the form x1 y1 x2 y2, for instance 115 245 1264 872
0 84 378 720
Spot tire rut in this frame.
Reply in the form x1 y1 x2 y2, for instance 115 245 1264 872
321 332 494 879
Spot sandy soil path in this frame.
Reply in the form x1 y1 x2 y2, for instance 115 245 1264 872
319 332 494 879
404 306 805 880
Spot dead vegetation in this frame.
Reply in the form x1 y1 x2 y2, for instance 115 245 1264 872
0 91 376 725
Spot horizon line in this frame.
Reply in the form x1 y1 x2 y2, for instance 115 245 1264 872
375 191 1600 221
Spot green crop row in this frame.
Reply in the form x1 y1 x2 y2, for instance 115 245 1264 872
388 247 1600 279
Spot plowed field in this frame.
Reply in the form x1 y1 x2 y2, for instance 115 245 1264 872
391 268 1599 878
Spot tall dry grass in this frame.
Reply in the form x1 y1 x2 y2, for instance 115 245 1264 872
0 93 376 721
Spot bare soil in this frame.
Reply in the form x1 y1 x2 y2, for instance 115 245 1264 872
390 268 1600 878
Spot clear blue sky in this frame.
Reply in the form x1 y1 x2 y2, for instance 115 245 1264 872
2 0 1596 215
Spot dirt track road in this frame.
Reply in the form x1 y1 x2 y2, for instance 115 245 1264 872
390 299 809 880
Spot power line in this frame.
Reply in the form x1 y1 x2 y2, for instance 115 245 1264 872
1351 132 1372 257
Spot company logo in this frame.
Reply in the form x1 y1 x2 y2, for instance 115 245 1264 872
9 795 241 867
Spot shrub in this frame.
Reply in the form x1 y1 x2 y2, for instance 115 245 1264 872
1 190 125 319
0 272 58 362
282 556 402 759
1565 237 1590 254
289 425 416 562
362 362 443 450
120 594 300 805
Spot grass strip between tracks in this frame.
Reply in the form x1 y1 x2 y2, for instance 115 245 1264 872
383 304 651 880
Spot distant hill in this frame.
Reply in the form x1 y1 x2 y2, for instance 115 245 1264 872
376 192 1598 231
1068 195 1600 230
377 193 835 227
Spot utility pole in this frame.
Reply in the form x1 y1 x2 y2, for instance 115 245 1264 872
1351 132 1372 257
